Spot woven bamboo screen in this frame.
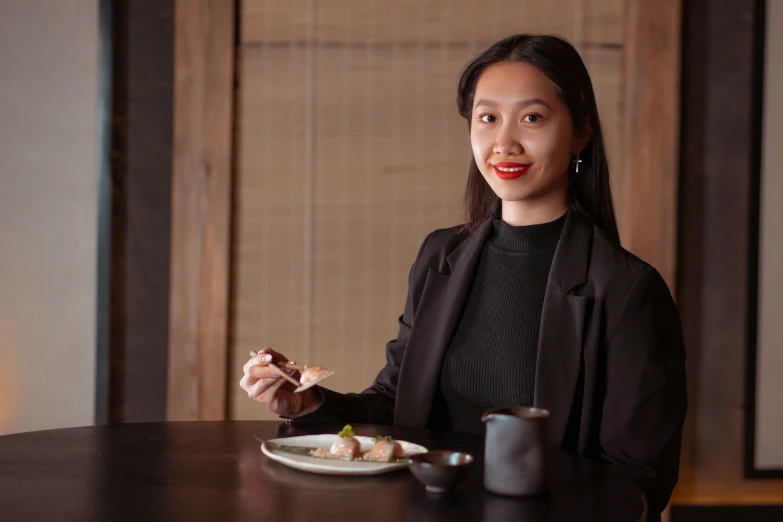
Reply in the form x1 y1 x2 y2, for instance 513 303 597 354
231 0 626 420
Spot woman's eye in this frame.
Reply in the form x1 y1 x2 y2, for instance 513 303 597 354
478 114 496 124
523 113 542 123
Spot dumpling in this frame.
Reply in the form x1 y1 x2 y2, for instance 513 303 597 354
363 436 404 462
329 425 360 460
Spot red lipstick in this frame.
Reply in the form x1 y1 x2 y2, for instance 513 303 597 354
492 162 531 180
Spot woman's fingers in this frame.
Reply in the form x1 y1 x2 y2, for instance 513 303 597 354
239 372 256 397
241 370 273 399
243 352 271 373
243 347 291 373
239 346 303 416
247 374 287 402
239 364 271 395
241 365 297 399
255 347 289 362
246 364 282 380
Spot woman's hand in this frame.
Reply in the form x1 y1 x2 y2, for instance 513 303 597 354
239 347 321 417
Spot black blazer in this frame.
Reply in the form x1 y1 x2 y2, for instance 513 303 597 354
302 212 687 514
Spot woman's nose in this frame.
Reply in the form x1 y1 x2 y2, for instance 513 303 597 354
493 125 523 155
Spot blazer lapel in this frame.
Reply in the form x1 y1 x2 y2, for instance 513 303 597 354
394 220 494 427
534 212 593 448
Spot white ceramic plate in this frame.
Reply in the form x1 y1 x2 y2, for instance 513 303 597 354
261 434 428 476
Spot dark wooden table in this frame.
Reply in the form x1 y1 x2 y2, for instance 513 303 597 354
0 421 646 521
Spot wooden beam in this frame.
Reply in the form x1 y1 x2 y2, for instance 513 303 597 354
619 0 682 290
105 0 175 424
167 0 236 421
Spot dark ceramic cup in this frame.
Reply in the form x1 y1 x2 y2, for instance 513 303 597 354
481 406 550 497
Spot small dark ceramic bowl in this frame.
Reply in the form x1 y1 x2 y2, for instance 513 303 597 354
408 450 474 494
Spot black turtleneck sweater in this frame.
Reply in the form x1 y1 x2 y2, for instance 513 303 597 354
439 213 567 433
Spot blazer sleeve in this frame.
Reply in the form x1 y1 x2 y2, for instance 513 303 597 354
292 232 432 425
600 266 688 516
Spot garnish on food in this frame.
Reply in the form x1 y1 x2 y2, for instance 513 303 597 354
338 425 355 438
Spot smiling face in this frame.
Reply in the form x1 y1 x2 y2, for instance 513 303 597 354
470 61 587 225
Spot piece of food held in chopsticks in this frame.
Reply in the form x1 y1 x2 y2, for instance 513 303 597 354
297 365 336 392
363 436 405 462
249 351 335 392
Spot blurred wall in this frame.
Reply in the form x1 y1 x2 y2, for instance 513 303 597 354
756 0 783 470
0 1 98 434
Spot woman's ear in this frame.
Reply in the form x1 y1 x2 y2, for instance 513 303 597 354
575 117 592 152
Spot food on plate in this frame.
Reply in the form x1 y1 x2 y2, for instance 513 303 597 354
362 436 404 462
310 425 360 460
329 425 360 459
307 426 414 463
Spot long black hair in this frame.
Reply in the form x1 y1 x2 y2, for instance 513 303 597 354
457 34 619 243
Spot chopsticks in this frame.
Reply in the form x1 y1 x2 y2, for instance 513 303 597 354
249 351 302 387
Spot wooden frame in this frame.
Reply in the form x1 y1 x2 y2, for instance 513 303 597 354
744 0 783 479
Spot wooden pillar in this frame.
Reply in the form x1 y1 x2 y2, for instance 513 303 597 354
102 0 176 424
166 0 236 421
619 0 682 290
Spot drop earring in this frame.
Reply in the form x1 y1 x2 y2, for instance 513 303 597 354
573 149 582 173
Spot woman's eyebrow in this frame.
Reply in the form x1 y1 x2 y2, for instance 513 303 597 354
473 98 552 110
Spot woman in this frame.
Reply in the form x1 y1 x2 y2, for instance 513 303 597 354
240 34 687 516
